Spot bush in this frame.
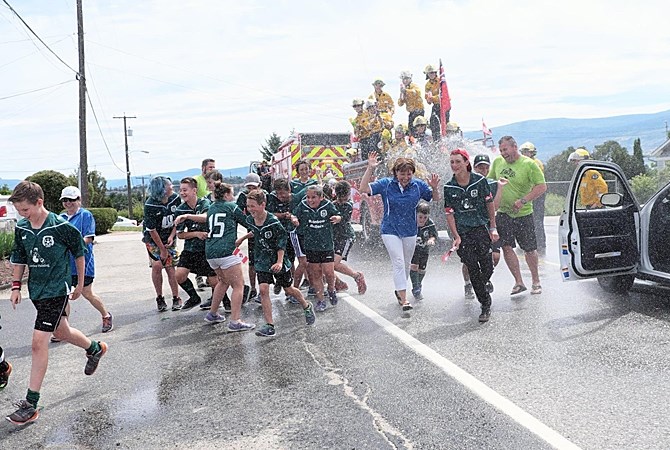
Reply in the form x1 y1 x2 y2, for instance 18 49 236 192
89 208 118 235
630 173 658 205
0 231 13 259
544 193 566 216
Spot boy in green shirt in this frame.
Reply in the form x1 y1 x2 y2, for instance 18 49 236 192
7 181 108 425
237 190 316 337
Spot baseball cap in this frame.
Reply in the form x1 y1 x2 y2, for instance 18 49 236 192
473 154 491 167
244 173 261 187
450 148 472 171
60 186 81 200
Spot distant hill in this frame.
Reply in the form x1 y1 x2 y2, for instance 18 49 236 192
105 165 249 189
463 109 670 162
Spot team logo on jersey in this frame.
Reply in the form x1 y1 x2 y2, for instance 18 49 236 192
320 210 328 218
471 189 478 198
171 205 177 212
42 236 55 247
264 231 272 239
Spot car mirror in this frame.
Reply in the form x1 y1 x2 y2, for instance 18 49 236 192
600 192 622 207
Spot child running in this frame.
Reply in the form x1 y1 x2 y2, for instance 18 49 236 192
238 190 316 337
291 185 342 312
7 181 108 425
331 181 367 294
409 202 438 300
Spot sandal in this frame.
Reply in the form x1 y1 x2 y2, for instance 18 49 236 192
510 284 527 297
402 302 413 311
531 284 542 295
394 290 402 305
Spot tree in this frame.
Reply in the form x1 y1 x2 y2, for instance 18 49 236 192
0 184 10 195
630 138 646 178
592 140 636 177
26 170 69 212
259 132 282 161
544 147 577 182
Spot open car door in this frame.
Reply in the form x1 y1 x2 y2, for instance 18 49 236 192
559 161 639 282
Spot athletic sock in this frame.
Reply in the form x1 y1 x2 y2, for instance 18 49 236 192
179 279 199 299
418 271 426 285
86 340 100 355
409 270 420 289
26 389 40 408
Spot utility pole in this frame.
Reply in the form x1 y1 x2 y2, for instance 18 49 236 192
135 174 150 204
76 0 89 206
113 114 136 220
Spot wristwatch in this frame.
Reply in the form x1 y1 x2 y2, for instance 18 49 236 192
520 198 528 205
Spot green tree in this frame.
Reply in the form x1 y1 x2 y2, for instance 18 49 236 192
544 147 577 182
0 184 10 195
26 170 69 212
630 173 658 204
592 140 635 177
630 138 646 177
260 132 282 161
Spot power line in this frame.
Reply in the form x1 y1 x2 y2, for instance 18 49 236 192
85 87 125 174
2 0 79 76
0 79 74 101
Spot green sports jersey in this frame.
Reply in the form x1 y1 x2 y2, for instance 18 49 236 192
292 198 339 251
266 188 306 232
142 193 181 244
175 197 211 253
414 218 438 255
444 172 493 235
205 200 248 259
290 178 317 193
488 155 545 218
10 212 86 300
245 212 291 273
332 200 355 241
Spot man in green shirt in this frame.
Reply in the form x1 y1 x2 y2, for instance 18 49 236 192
7 181 107 425
194 158 216 199
488 136 547 297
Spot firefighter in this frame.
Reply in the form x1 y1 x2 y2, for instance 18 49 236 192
398 70 424 137
568 148 608 209
412 116 431 147
359 99 384 161
370 79 395 115
446 121 462 138
424 64 443 141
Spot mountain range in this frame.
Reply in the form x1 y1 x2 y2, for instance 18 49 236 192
2 109 669 190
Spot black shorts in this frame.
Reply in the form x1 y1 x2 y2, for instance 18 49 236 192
248 237 256 265
257 270 293 288
491 238 501 254
31 296 68 333
333 238 354 260
177 250 216 277
71 275 94 287
306 250 335 264
496 213 537 252
285 239 296 264
411 250 429 271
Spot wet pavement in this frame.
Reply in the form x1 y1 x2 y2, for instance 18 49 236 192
1 217 670 449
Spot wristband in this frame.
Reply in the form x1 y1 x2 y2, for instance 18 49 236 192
489 227 497 231
12 280 21 288
11 287 20 291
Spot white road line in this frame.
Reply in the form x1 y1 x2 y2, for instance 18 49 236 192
340 293 582 450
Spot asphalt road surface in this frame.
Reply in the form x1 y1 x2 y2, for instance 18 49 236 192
1 217 670 449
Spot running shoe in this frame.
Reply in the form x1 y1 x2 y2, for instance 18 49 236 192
196 275 208 289
304 302 316 325
412 287 423 301
227 320 255 332
0 362 12 389
300 279 310 289
181 295 201 310
285 295 299 304
101 313 113 333
255 323 276 337
327 290 338 306
315 300 327 312
171 296 183 311
335 278 349 292
479 309 491 323
307 287 316 298
6 400 39 425
84 341 108 376
156 295 168 312
199 297 213 310
464 283 475 300
354 272 367 294
273 284 282 295
204 312 226 324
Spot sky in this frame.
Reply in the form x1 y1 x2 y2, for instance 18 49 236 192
1 0 669 183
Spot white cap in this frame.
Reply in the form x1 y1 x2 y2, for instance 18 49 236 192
244 173 261 187
60 186 81 200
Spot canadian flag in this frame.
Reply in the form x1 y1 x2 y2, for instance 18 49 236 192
482 119 492 136
233 247 249 264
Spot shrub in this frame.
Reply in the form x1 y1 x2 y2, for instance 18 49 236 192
89 208 118 235
0 231 14 259
544 193 566 216
630 173 658 205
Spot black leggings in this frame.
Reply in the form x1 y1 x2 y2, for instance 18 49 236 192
457 226 493 309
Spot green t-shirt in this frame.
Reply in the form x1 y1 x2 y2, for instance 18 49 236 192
205 200 248 259
443 173 492 235
290 178 317 193
266 188 306 232
332 200 355 241
175 197 211 253
142 193 181 244
10 212 86 300
292 198 340 251
245 212 291 273
194 174 208 198
488 155 545 218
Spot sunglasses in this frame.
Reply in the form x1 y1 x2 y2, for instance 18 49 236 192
62 198 79 203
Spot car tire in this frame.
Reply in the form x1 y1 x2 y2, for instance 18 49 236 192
597 274 635 294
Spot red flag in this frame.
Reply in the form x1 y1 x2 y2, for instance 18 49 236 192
482 119 492 136
439 59 451 137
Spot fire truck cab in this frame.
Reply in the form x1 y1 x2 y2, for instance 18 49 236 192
271 132 352 181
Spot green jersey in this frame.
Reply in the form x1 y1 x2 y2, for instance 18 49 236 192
292 198 339 251
245 212 291 273
444 172 492 235
175 197 211 253
205 200 248 259
488 155 545 218
414 218 438 256
142 193 181 244
194 174 208 198
290 178 317 193
266 188 306 232
10 212 86 300
332 200 355 241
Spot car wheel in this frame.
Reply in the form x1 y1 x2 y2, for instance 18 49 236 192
597 274 635 294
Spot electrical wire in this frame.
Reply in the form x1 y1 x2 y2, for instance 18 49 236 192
85 87 125 174
0 79 74 101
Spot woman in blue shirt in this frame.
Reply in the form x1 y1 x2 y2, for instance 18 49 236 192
360 151 440 310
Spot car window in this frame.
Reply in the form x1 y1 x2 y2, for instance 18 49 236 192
575 167 633 210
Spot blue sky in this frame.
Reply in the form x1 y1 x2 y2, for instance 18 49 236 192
1 0 669 181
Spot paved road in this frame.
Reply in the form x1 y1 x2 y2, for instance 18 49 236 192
1 217 670 449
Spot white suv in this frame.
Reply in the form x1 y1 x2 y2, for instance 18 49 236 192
559 160 670 293
0 195 18 231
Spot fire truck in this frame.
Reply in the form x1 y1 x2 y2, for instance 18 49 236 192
270 132 352 181
342 161 384 244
